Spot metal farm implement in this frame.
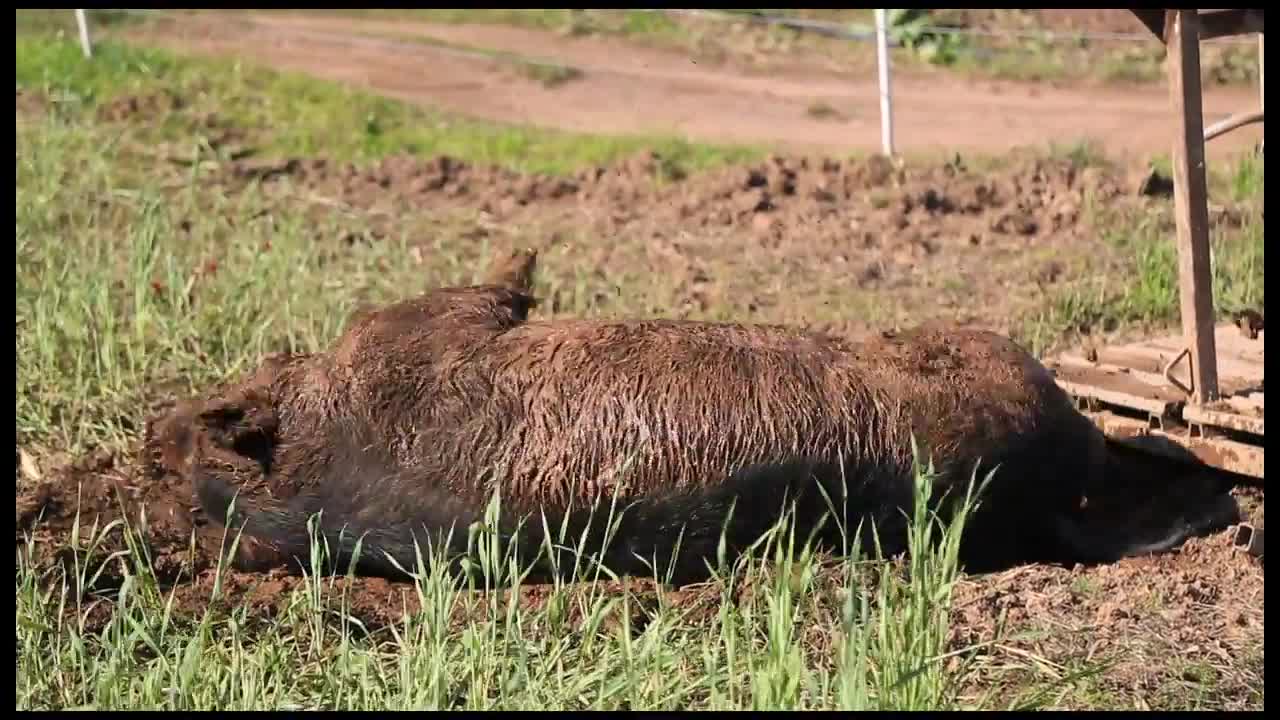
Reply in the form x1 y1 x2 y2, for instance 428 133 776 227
1043 10 1264 557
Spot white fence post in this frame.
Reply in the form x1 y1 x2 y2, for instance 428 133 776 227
874 9 895 157
75 9 93 58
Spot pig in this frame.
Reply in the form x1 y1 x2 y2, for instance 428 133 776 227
147 282 1239 585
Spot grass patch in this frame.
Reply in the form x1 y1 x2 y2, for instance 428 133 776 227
1017 154 1264 354
805 100 847 122
15 25 758 177
263 8 689 44
1047 138 1108 169
514 60 585 88
15 8 143 36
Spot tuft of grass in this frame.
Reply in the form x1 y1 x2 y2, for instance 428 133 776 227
514 60 585 88
805 100 847 122
1047 138 1107 169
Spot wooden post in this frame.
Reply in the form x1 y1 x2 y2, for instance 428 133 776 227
1164 10 1219 405
74 9 92 59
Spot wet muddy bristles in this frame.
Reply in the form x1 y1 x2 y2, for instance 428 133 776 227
137 264 1243 588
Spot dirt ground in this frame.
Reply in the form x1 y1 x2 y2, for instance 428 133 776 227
115 11 1264 160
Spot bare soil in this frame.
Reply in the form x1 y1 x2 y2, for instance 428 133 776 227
115 11 1264 160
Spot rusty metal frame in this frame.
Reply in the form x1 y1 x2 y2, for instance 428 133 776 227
1047 11 1264 484
1145 9 1264 407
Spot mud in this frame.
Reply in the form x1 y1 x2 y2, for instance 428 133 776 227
223 149 1126 256
16 446 225 588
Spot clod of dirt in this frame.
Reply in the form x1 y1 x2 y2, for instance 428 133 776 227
16 445 223 591
15 88 51 118
95 90 186 124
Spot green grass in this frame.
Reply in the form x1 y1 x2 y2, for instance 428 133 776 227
805 100 847 122
15 26 757 177
1017 156 1264 353
264 8 689 44
514 60 585 89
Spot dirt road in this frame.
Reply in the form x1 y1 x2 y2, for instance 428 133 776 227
123 11 1263 161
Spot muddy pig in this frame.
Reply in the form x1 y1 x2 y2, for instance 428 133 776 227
148 284 1239 584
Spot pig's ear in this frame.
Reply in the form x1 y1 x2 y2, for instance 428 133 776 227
143 400 201 476
483 247 539 292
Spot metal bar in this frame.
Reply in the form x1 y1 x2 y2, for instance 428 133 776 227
1131 9 1167 43
1165 10 1220 405
1234 524 1264 558
1080 410 1265 480
1197 9 1265 41
1204 110 1265 142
